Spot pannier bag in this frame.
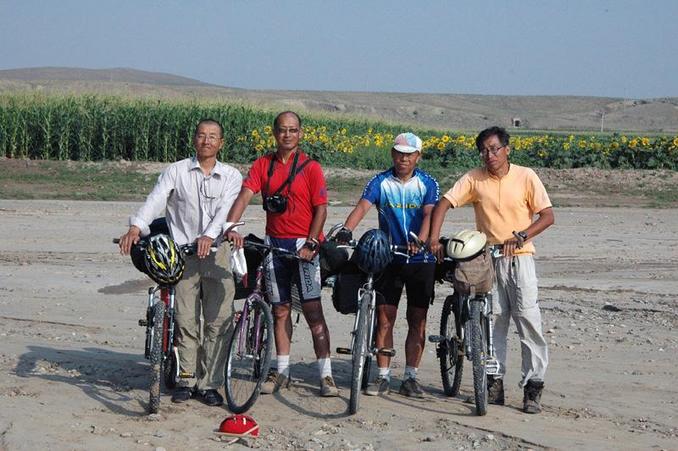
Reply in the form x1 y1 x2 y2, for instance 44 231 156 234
331 261 366 314
453 248 495 295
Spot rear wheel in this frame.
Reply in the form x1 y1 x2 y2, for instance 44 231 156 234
469 299 488 416
439 294 464 396
148 302 165 414
349 291 372 415
225 297 273 413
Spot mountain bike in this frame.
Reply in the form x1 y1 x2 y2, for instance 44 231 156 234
223 237 307 413
332 227 414 415
429 244 502 416
114 221 239 414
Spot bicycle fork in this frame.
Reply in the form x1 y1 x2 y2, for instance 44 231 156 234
482 294 500 376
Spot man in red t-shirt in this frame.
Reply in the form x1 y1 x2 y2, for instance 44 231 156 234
227 111 338 397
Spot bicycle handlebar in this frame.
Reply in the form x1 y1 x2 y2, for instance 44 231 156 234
243 239 306 261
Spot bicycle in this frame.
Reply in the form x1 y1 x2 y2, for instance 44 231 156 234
223 236 307 413
429 243 503 416
331 226 415 415
114 221 239 414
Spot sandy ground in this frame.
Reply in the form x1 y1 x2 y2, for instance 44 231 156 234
1 200 677 450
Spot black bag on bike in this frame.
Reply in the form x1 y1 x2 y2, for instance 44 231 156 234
331 261 365 315
129 217 171 274
453 248 495 295
234 234 265 300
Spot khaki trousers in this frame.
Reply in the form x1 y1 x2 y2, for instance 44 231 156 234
491 254 548 387
174 244 235 391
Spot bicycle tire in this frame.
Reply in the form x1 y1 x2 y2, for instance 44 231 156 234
469 299 488 416
148 301 165 414
162 346 178 391
225 297 273 413
439 294 464 397
349 291 371 415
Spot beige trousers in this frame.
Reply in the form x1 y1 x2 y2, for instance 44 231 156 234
174 244 235 391
491 254 549 387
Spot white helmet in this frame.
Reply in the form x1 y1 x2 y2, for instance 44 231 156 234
446 230 487 260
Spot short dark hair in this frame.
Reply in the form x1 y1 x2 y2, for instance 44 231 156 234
273 111 302 131
475 126 510 151
195 118 224 138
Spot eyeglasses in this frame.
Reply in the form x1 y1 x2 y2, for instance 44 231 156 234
275 127 300 135
479 145 506 157
196 133 222 142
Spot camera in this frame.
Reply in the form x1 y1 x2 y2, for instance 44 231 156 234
263 194 288 214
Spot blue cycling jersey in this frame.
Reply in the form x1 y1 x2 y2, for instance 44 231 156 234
362 168 440 263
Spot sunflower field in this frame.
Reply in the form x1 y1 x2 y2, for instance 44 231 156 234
1 94 677 171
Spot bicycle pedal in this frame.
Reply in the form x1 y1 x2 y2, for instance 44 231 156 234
377 348 396 357
178 372 195 379
336 347 352 355
138 319 148 327
428 334 444 343
485 358 500 375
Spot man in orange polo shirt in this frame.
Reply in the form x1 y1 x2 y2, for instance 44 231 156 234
429 126 554 414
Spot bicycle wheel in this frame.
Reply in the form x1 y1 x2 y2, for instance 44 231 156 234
148 301 165 414
349 291 372 415
439 294 464 397
469 299 488 416
162 346 178 391
225 297 273 413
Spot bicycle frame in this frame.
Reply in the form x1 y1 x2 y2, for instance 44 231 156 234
347 275 377 360
143 285 180 380
234 265 267 361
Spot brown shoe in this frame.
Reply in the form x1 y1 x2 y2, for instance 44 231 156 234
523 380 544 414
260 370 290 394
488 376 505 405
320 376 339 397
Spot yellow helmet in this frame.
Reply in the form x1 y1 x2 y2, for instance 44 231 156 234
144 234 185 285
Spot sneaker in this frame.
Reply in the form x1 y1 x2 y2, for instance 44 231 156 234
260 370 290 394
488 376 505 405
320 376 339 397
523 380 544 414
364 376 390 396
398 378 425 398
198 389 224 407
171 386 192 403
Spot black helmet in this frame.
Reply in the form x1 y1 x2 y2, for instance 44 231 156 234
355 229 392 274
144 234 185 285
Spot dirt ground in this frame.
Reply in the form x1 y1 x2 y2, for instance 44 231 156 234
1 199 677 450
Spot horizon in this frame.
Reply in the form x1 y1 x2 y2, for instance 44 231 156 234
1 1 677 98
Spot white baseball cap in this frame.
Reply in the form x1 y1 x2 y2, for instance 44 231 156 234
393 132 423 153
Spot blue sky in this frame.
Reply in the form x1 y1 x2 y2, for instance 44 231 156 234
1 0 676 98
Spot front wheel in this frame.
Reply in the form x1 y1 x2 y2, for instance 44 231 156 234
148 301 165 414
469 299 488 416
439 294 464 397
224 297 273 413
349 291 372 415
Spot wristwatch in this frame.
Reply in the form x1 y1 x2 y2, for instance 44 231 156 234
304 238 319 252
514 231 528 241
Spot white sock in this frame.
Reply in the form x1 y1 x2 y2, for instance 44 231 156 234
378 367 391 381
276 355 290 377
404 366 418 380
317 357 332 379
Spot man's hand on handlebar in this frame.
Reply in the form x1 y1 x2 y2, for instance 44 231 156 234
428 238 444 263
119 226 141 256
196 235 214 259
225 230 244 249
298 244 316 262
335 226 353 244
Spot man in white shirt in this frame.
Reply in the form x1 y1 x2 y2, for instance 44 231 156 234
119 118 242 407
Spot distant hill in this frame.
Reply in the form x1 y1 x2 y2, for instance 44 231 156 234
1 67 676 132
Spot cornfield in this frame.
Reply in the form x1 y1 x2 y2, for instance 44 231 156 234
1 94 677 170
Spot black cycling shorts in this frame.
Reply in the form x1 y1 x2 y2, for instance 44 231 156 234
375 262 436 309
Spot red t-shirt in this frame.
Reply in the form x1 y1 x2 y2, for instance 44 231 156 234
242 151 327 238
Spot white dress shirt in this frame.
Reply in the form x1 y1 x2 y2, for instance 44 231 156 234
130 157 243 246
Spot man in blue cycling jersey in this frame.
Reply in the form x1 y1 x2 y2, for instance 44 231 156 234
336 132 439 398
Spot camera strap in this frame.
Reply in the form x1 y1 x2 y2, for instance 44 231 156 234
264 152 312 197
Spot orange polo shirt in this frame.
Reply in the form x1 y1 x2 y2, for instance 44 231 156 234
443 164 552 255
